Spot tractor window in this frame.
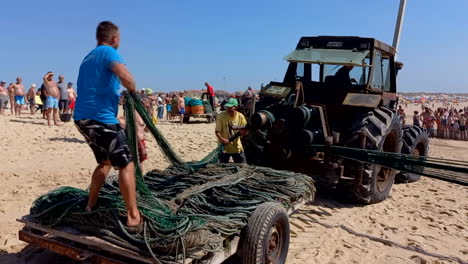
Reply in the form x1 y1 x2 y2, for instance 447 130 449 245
323 61 369 85
381 56 391 91
296 63 304 79
312 64 320 82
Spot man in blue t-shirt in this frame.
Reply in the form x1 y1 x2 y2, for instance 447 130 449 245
74 21 141 231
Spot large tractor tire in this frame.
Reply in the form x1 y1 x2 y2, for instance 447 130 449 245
395 126 429 183
240 202 290 264
341 107 402 204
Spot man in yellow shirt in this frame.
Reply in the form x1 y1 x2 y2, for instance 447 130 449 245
215 98 247 163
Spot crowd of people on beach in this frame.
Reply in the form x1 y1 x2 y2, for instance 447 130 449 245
0 74 76 126
398 104 468 141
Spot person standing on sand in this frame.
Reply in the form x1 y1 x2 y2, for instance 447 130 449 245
215 98 248 163
74 21 141 230
0 81 8 114
7 83 15 115
204 82 215 109
413 111 420 127
67 82 76 114
178 92 185 125
14 77 26 116
157 93 164 120
57 75 69 114
39 83 48 119
43 72 61 126
26 83 37 115
165 94 172 120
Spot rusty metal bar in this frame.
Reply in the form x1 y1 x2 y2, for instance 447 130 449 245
18 230 124 264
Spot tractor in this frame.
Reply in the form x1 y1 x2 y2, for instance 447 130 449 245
242 36 429 204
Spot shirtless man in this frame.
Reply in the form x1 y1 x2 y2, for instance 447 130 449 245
43 72 61 126
420 107 433 129
178 92 185 125
67 82 76 114
0 81 8 114
26 83 37 115
7 83 15 115
14 77 26 116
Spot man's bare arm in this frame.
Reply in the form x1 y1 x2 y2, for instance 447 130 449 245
43 73 51 81
112 63 136 94
215 131 230 145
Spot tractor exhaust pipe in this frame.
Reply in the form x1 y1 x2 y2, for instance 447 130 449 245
392 0 407 58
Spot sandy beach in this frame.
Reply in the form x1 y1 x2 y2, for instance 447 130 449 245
0 103 467 264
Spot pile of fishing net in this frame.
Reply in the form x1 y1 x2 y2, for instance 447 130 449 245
28 94 316 262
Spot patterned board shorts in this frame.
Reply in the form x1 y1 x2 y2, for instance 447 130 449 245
74 119 133 169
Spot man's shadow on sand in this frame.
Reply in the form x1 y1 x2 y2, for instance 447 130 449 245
49 137 86 144
9 119 45 126
0 246 79 264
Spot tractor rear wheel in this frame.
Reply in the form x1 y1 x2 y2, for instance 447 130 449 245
395 125 429 183
340 107 402 204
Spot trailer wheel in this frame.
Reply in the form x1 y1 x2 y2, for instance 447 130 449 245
183 116 190 123
241 202 290 264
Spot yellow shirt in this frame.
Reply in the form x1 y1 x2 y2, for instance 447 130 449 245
215 111 247 154
35 95 43 105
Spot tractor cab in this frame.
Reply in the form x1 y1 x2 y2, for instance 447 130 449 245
259 36 399 110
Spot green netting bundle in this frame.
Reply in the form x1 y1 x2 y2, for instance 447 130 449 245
28 93 316 263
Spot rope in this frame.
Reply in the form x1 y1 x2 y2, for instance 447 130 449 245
309 144 468 186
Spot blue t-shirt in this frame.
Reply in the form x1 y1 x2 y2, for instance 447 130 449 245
74 45 123 124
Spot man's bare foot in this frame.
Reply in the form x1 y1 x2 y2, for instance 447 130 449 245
85 203 98 212
127 212 142 228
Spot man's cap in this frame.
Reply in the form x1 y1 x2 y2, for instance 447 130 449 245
225 98 238 107
31 83 36 88
145 88 153 95
0 80 5 83
68 82 73 86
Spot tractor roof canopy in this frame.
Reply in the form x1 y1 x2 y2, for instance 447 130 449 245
285 36 395 66
284 49 370 66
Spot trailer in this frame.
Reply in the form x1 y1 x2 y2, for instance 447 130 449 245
18 198 309 264
171 93 218 124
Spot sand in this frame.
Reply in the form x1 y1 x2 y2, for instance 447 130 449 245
0 104 466 264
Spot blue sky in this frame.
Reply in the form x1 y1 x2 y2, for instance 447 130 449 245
1 0 467 93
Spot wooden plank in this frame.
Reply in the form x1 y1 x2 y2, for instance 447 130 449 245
19 230 124 264
18 218 156 264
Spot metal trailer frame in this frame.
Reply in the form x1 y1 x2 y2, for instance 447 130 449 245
17 199 308 264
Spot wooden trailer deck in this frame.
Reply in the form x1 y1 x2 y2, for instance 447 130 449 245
17 198 309 264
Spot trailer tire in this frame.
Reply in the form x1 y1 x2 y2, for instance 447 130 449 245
241 202 290 264
395 125 429 183
341 107 402 204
